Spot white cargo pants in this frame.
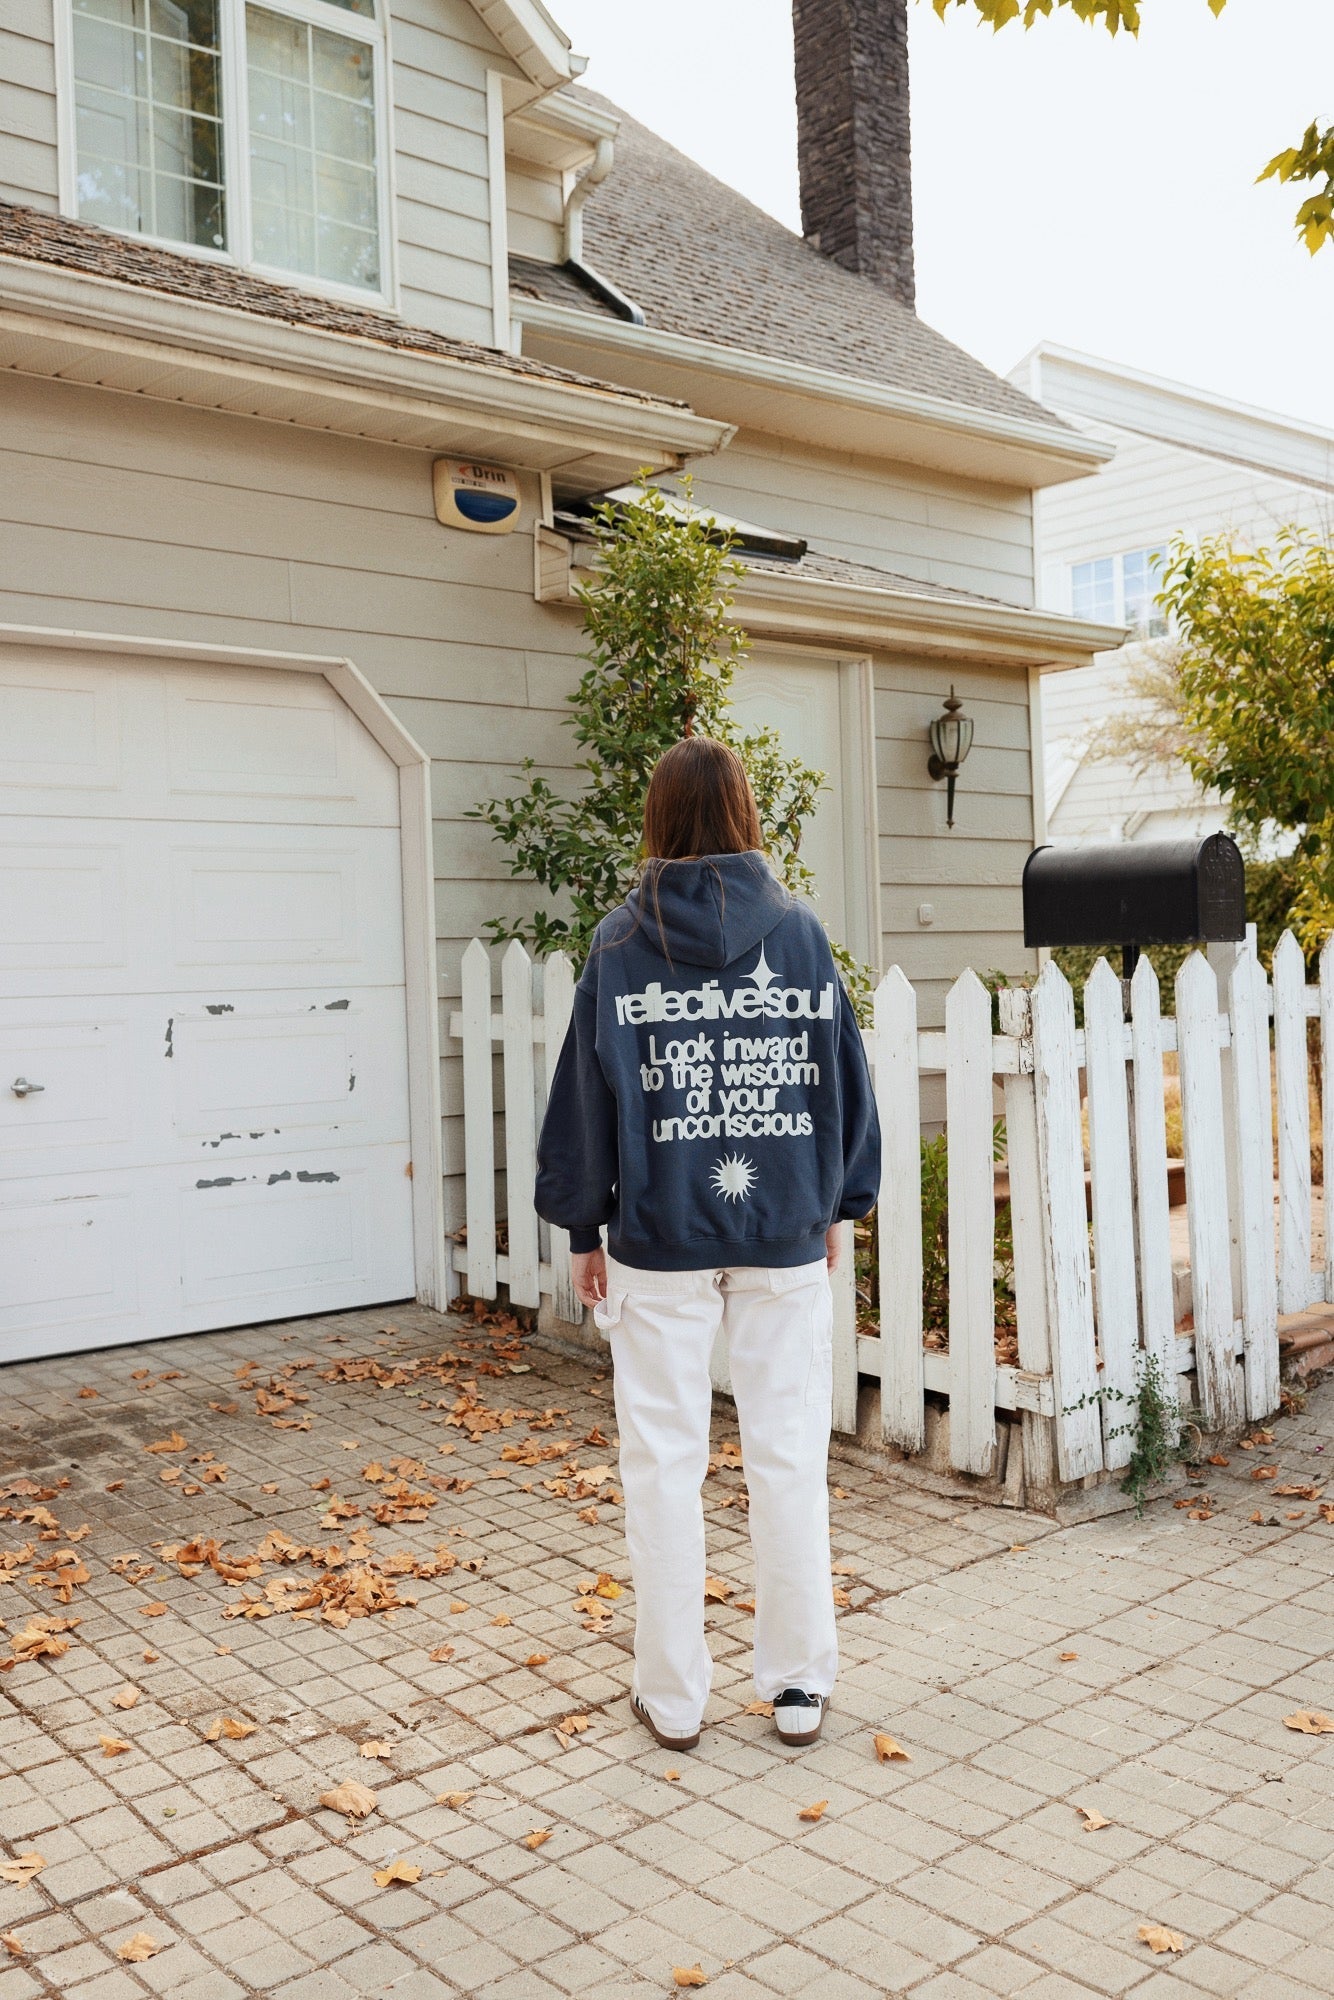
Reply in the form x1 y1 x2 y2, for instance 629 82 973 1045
595 1254 838 1738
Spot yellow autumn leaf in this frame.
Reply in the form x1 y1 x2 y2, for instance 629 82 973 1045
111 1685 140 1710
743 1700 774 1716
0 1855 44 1888
99 1734 132 1758
873 1734 910 1763
1138 1923 1184 1954
522 1827 553 1849
1284 1711 1334 1734
594 1573 621 1599
525 1653 549 1667
1 1931 23 1955
116 1933 162 1962
673 1967 709 1988
703 1577 733 1603
145 1433 186 1454
319 1780 377 1819
437 1791 473 1808
1059 1651 1079 1662
429 1644 454 1662
205 1717 256 1741
372 1860 422 1888
663 1768 681 1781
360 1740 393 1760
796 1800 828 1822
1077 1806 1111 1831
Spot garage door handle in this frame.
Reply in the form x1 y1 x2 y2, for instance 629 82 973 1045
11 1077 43 1097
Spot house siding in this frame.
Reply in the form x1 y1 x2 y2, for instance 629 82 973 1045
2 0 516 344
684 429 1036 607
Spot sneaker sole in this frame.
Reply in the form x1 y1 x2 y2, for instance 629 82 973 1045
774 1719 824 1746
632 1695 700 1751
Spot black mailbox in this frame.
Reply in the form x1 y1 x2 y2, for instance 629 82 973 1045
1022 834 1246 952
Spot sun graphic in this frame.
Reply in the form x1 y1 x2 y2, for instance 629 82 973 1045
710 1154 757 1203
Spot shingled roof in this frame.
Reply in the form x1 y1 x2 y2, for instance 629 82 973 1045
0 200 679 407
541 90 1071 437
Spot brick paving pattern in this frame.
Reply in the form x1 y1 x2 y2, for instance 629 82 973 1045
1 1305 1332 1998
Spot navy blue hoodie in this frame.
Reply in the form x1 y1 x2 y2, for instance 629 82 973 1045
534 852 880 1272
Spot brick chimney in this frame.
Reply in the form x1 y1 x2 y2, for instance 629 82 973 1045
792 0 916 311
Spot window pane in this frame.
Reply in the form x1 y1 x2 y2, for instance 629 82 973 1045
247 4 380 291
320 0 376 15
1122 547 1167 638
72 0 225 250
1072 556 1116 624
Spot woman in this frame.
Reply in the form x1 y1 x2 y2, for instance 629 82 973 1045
535 737 880 1753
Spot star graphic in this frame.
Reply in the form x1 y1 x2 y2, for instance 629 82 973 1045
710 1154 757 1202
747 944 779 991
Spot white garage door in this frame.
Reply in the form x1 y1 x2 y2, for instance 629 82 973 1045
0 652 417 1363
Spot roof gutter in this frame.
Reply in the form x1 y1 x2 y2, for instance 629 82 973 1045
514 297 1116 489
561 136 645 327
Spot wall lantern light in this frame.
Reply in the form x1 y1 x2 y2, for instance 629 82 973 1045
927 686 974 829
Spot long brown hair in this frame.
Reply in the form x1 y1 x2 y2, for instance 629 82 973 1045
642 736 762 859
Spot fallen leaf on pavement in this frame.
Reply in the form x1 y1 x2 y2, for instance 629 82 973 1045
525 1653 549 1667
360 1740 393 1760
205 1718 255 1741
1251 1466 1278 1481
320 1780 377 1819
554 1714 589 1748
1138 1924 1184 1954
260 1483 279 1495
491 1613 511 1627
831 1487 847 1499
428 1644 454 1663
1 1932 23 1955
117 1934 161 1962
1077 1806 1110 1831
9 1621 76 1663
142 1650 159 1664
99 1735 131 1758
1284 1711 1334 1734
145 1434 186 1455
139 1604 167 1618
522 1827 553 1849
673 1968 708 1988
743 1700 774 1716
664 1768 681 1781
105 1481 124 1492
703 1577 733 1603
797 1800 828 1822
1274 1483 1322 1499
372 1861 421 1887
873 1734 910 1762
437 1791 473 1808
77 1387 98 1399
1321 1503 1334 1524
111 1686 139 1710
450 1600 467 1614
832 1587 852 1608
1059 1651 1079 1662
831 1561 857 1575
0 1855 44 1887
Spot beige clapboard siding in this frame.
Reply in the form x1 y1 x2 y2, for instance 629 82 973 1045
506 161 564 264
686 432 1035 605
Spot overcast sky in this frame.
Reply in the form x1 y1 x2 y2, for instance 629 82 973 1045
555 0 1334 432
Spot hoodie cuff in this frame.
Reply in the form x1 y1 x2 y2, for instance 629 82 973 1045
568 1226 603 1255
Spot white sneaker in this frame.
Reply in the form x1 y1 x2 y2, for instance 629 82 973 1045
772 1689 828 1745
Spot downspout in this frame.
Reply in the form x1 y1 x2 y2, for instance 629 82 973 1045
563 135 645 326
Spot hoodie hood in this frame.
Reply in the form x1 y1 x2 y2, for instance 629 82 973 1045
623 851 792 970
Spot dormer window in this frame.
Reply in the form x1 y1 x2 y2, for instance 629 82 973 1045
65 0 389 300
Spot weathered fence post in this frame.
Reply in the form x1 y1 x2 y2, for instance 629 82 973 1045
1128 956 1176 1401
1083 958 1139 1469
501 940 540 1309
460 938 497 1301
945 968 997 1476
1176 951 1244 1428
1274 930 1312 1314
1226 941 1278 1418
999 986 1056 1503
875 968 924 1451
1030 960 1103 1480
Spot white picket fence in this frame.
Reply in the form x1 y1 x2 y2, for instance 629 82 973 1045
449 930 1332 1497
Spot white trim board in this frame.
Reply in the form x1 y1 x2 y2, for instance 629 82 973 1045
0 620 447 1312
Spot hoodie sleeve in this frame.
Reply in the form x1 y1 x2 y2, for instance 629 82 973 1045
836 981 880 1222
534 979 617 1254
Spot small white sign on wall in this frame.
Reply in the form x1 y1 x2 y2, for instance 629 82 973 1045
432 459 521 535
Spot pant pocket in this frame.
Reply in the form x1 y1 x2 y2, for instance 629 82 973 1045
804 1282 835 1407
592 1288 625 1341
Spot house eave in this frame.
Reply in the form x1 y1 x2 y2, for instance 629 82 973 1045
513 297 1115 490
471 0 578 93
534 525 1126 667
0 254 732 492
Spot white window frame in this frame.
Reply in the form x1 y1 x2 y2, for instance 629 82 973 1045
1069 546 1168 639
54 0 398 311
